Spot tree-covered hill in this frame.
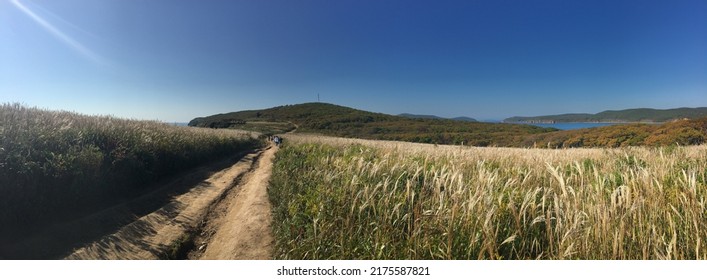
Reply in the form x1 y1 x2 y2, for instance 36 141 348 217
189 103 553 146
398 113 477 122
190 103 707 148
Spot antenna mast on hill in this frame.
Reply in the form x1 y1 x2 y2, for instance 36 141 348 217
317 93 320 102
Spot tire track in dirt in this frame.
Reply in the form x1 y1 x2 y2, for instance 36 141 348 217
64 149 264 260
188 145 277 260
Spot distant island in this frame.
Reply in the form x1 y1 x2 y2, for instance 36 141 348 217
504 107 707 123
398 113 477 122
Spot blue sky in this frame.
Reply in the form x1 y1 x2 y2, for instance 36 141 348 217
1 0 706 122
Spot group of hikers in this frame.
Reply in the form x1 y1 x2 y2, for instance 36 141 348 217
269 135 282 146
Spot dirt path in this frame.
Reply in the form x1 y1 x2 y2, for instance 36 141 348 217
65 149 265 260
63 143 279 260
190 145 277 259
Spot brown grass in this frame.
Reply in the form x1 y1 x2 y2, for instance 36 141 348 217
270 134 707 259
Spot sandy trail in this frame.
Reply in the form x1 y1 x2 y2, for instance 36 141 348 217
65 150 263 260
192 145 276 259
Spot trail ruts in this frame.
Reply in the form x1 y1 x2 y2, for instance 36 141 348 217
188 145 277 260
64 149 265 260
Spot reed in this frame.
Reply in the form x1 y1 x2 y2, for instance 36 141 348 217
0 104 261 239
270 134 707 259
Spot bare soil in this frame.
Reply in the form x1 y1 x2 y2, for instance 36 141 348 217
65 147 275 260
188 145 276 259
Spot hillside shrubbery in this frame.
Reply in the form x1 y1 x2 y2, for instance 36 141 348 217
189 102 557 145
523 118 707 148
190 103 707 148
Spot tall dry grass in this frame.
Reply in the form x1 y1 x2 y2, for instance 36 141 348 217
0 104 261 239
270 134 707 259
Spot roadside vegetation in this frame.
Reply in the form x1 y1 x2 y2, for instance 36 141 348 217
270 135 707 259
0 104 261 240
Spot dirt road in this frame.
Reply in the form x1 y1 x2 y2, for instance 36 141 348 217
65 145 277 260
190 145 276 259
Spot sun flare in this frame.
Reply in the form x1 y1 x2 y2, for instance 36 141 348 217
9 0 105 64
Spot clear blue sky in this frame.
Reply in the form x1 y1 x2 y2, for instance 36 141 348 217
2 0 706 122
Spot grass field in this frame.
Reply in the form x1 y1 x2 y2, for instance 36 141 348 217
270 134 707 259
0 104 261 239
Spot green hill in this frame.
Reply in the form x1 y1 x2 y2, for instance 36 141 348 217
190 103 707 148
504 107 707 123
189 103 553 146
398 113 477 122
398 113 445 120
452 116 478 122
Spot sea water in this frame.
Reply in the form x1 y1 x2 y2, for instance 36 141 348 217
531 123 619 130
